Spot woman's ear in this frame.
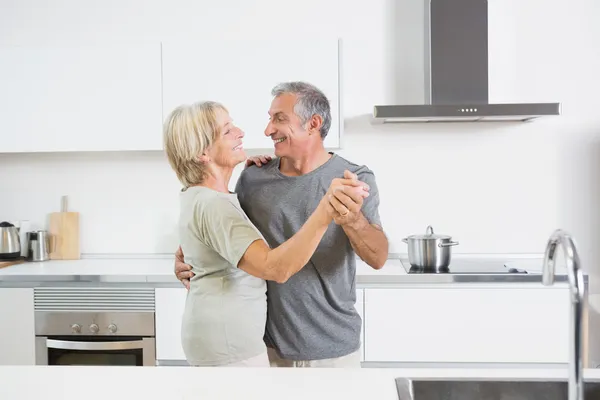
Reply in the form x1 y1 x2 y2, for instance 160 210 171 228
198 151 211 164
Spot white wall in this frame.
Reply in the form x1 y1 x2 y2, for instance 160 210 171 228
0 0 598 261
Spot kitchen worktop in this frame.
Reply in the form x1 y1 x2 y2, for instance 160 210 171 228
0 256 399 286
1 366 600 400
0 254 580 287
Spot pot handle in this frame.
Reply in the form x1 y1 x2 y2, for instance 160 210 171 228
439 241 459 247
402 238 408 244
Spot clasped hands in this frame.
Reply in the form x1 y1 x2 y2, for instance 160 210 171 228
323 170 369 226
245 155 369 227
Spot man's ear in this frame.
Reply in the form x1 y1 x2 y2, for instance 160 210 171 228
308 114 323 135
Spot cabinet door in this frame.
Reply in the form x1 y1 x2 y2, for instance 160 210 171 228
157 287 362 363
161 39 341 150
155 288 188 362
0 288 35 365
364 287 570 364
355 289 365 362
0 44 163 152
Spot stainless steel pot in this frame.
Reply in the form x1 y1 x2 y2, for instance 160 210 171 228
402 225 459 269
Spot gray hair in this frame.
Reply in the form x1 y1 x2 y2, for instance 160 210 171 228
271 81 331 139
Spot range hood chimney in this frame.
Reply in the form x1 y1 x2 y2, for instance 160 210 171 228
373 0 561 123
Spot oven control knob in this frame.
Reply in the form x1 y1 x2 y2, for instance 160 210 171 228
108 324 117 334
89 323 99 334
71 324 81 334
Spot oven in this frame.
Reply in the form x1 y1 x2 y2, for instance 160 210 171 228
34 287 156 366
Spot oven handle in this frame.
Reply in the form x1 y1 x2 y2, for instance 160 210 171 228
46 339 146 351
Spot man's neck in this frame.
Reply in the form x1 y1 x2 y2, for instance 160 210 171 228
279 147 332 176
199 166 234 193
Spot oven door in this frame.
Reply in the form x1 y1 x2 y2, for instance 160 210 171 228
35 336 156 366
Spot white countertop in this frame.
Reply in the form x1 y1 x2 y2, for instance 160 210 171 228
0 257 180 279
0 254 561 286
0 256 405 281
0 366 599 400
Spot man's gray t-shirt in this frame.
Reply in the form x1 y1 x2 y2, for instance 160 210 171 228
235 153 382 361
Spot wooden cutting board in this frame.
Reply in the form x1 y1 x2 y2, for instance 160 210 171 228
0 258 24 269
49 195 80 260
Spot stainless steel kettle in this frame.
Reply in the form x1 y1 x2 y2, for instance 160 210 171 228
0 221 21 260
26 230 51 262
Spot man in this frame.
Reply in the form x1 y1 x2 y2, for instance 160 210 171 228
175 81 388 367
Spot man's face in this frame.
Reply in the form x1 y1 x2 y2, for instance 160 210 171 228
264 93 311 158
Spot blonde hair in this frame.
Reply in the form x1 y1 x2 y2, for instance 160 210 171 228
163 101 227 187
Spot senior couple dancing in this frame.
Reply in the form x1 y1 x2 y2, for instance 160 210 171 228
164 81 389 368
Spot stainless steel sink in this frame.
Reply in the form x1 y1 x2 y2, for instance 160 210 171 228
395 378 600 400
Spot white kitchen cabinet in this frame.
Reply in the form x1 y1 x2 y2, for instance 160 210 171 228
364 286 571 364
161 38 342 150
355 289 365 362
156 287 364 364
0 43 163 152
0 288 35 365
155 287 188 362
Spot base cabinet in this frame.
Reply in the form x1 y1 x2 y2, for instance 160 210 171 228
0 285 574 366
0 288 35 365
155 288 188 363
356 289 365 362
155 288 365 364
363 286 571 364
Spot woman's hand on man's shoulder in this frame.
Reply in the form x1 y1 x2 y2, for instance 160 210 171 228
244 155 272 168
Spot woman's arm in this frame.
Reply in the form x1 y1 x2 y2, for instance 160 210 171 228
237 201 329 283
237 174 369 283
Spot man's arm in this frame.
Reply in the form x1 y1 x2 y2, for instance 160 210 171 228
342 214 388 269
327 170 389 270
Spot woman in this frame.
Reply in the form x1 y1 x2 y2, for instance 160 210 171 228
163 101 367 367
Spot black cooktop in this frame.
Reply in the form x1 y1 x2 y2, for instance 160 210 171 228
404 261 528 274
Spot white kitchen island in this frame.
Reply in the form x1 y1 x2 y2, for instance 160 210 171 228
1 365 600 400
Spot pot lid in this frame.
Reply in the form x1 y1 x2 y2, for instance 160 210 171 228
408 225 452 240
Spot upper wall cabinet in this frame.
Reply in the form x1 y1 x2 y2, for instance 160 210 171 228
0 44 163 153
161 39 342 150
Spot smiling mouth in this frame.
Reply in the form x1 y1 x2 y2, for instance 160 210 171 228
273 137 286 144
233 144 243 150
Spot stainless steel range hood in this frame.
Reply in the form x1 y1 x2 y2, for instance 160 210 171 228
373 0 561 123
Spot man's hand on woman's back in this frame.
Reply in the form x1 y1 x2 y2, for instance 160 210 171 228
175 246 195 290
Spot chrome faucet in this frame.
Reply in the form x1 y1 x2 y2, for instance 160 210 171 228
542 229 586 400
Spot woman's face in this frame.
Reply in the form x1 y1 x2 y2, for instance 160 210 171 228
207 108 246 168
